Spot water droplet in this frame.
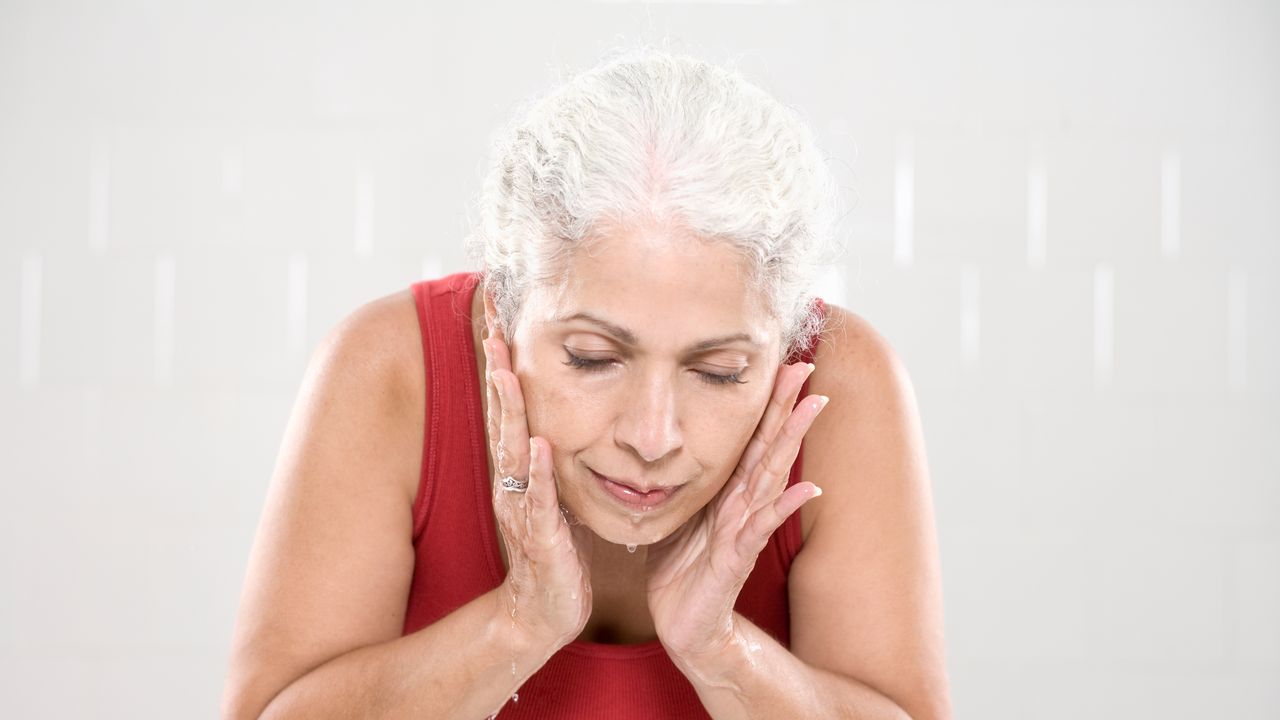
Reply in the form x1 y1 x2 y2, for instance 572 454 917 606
626 544 637 553
559 502 582 526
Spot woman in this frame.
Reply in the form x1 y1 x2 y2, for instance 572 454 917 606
223 47 951 719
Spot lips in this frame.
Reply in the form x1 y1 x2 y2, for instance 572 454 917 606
600 475 671 494
590 468 681 510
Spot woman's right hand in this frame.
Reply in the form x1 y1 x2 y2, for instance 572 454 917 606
483 330 594 651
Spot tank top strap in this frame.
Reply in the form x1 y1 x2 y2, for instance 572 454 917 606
402 271 501 639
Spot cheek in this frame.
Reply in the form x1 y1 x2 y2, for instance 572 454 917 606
519 370 603 452
686 401 761 470
519 379 591 502
698 382 769 436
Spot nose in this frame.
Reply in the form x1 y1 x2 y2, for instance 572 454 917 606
615 372 683 464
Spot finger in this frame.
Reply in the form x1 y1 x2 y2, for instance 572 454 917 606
527 436 563 541
491 445 524 551
746 393 828 510
493 367 531 480
488 334 529 480
483 339 501 466
737 482 823 558
486 339 522 540
488 333 514 374
490 402 524 508
737 362 814 483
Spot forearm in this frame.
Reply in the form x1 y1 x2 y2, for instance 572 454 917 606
671 612 912 720
253 587 557 720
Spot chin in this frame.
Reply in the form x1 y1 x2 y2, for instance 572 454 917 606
585 513 679 547
567 479 691 547
558 461 718 547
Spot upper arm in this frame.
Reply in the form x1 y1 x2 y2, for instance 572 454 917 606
788 305 953 720
221 291 425 719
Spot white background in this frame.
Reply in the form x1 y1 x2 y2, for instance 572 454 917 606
1 0 1277 717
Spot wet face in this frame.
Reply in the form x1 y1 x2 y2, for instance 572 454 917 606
497 226 783 547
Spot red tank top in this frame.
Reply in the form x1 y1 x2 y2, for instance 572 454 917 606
402 270 824 718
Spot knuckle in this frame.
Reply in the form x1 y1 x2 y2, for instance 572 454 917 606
783 410 806 438
763 446 789 477
758 502 781 530
506 382 526 413
769 390 788 412
496 442 513 476
530 482 553 509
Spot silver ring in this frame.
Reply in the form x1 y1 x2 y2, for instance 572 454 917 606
499 475 529 493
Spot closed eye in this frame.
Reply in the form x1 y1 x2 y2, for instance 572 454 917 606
562 349 747 386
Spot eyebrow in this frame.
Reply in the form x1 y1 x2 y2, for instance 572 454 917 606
551 311 761 353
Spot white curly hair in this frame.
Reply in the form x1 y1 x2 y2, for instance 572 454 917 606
463 42 847 363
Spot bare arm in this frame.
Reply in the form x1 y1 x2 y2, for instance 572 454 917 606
255 586 554 719
220 292 559 719
671 612 912 719
786 306 953 719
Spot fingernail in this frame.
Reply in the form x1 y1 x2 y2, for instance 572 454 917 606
495 372 505 398
813 485 823 497
529 437 538 462
806 362 815 374
815 395 829 411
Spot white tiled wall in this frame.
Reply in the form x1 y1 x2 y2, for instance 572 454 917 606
1 1 1276 718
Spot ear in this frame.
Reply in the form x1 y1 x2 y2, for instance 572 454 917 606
481 286 500 339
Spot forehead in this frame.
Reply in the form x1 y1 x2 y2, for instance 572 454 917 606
531 227 776 348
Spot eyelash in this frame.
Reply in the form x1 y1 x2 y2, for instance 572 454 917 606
562 350 747 386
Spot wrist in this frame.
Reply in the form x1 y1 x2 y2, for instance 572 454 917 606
667 614 746 691
489 585 572 662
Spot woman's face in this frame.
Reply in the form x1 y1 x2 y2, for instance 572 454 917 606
497 227 783 547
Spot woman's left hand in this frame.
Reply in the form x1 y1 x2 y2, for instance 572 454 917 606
645 360 828 665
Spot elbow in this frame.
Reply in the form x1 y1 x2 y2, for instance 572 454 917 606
219 688 262 720
220 672 287 720
898 696 954 720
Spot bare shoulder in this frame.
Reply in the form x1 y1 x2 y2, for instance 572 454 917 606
798 302 916 540
326 288 424 404
810 302 909 389
790 302 953 719
311 287 426 504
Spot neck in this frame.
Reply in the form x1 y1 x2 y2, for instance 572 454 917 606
587 530 650 582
